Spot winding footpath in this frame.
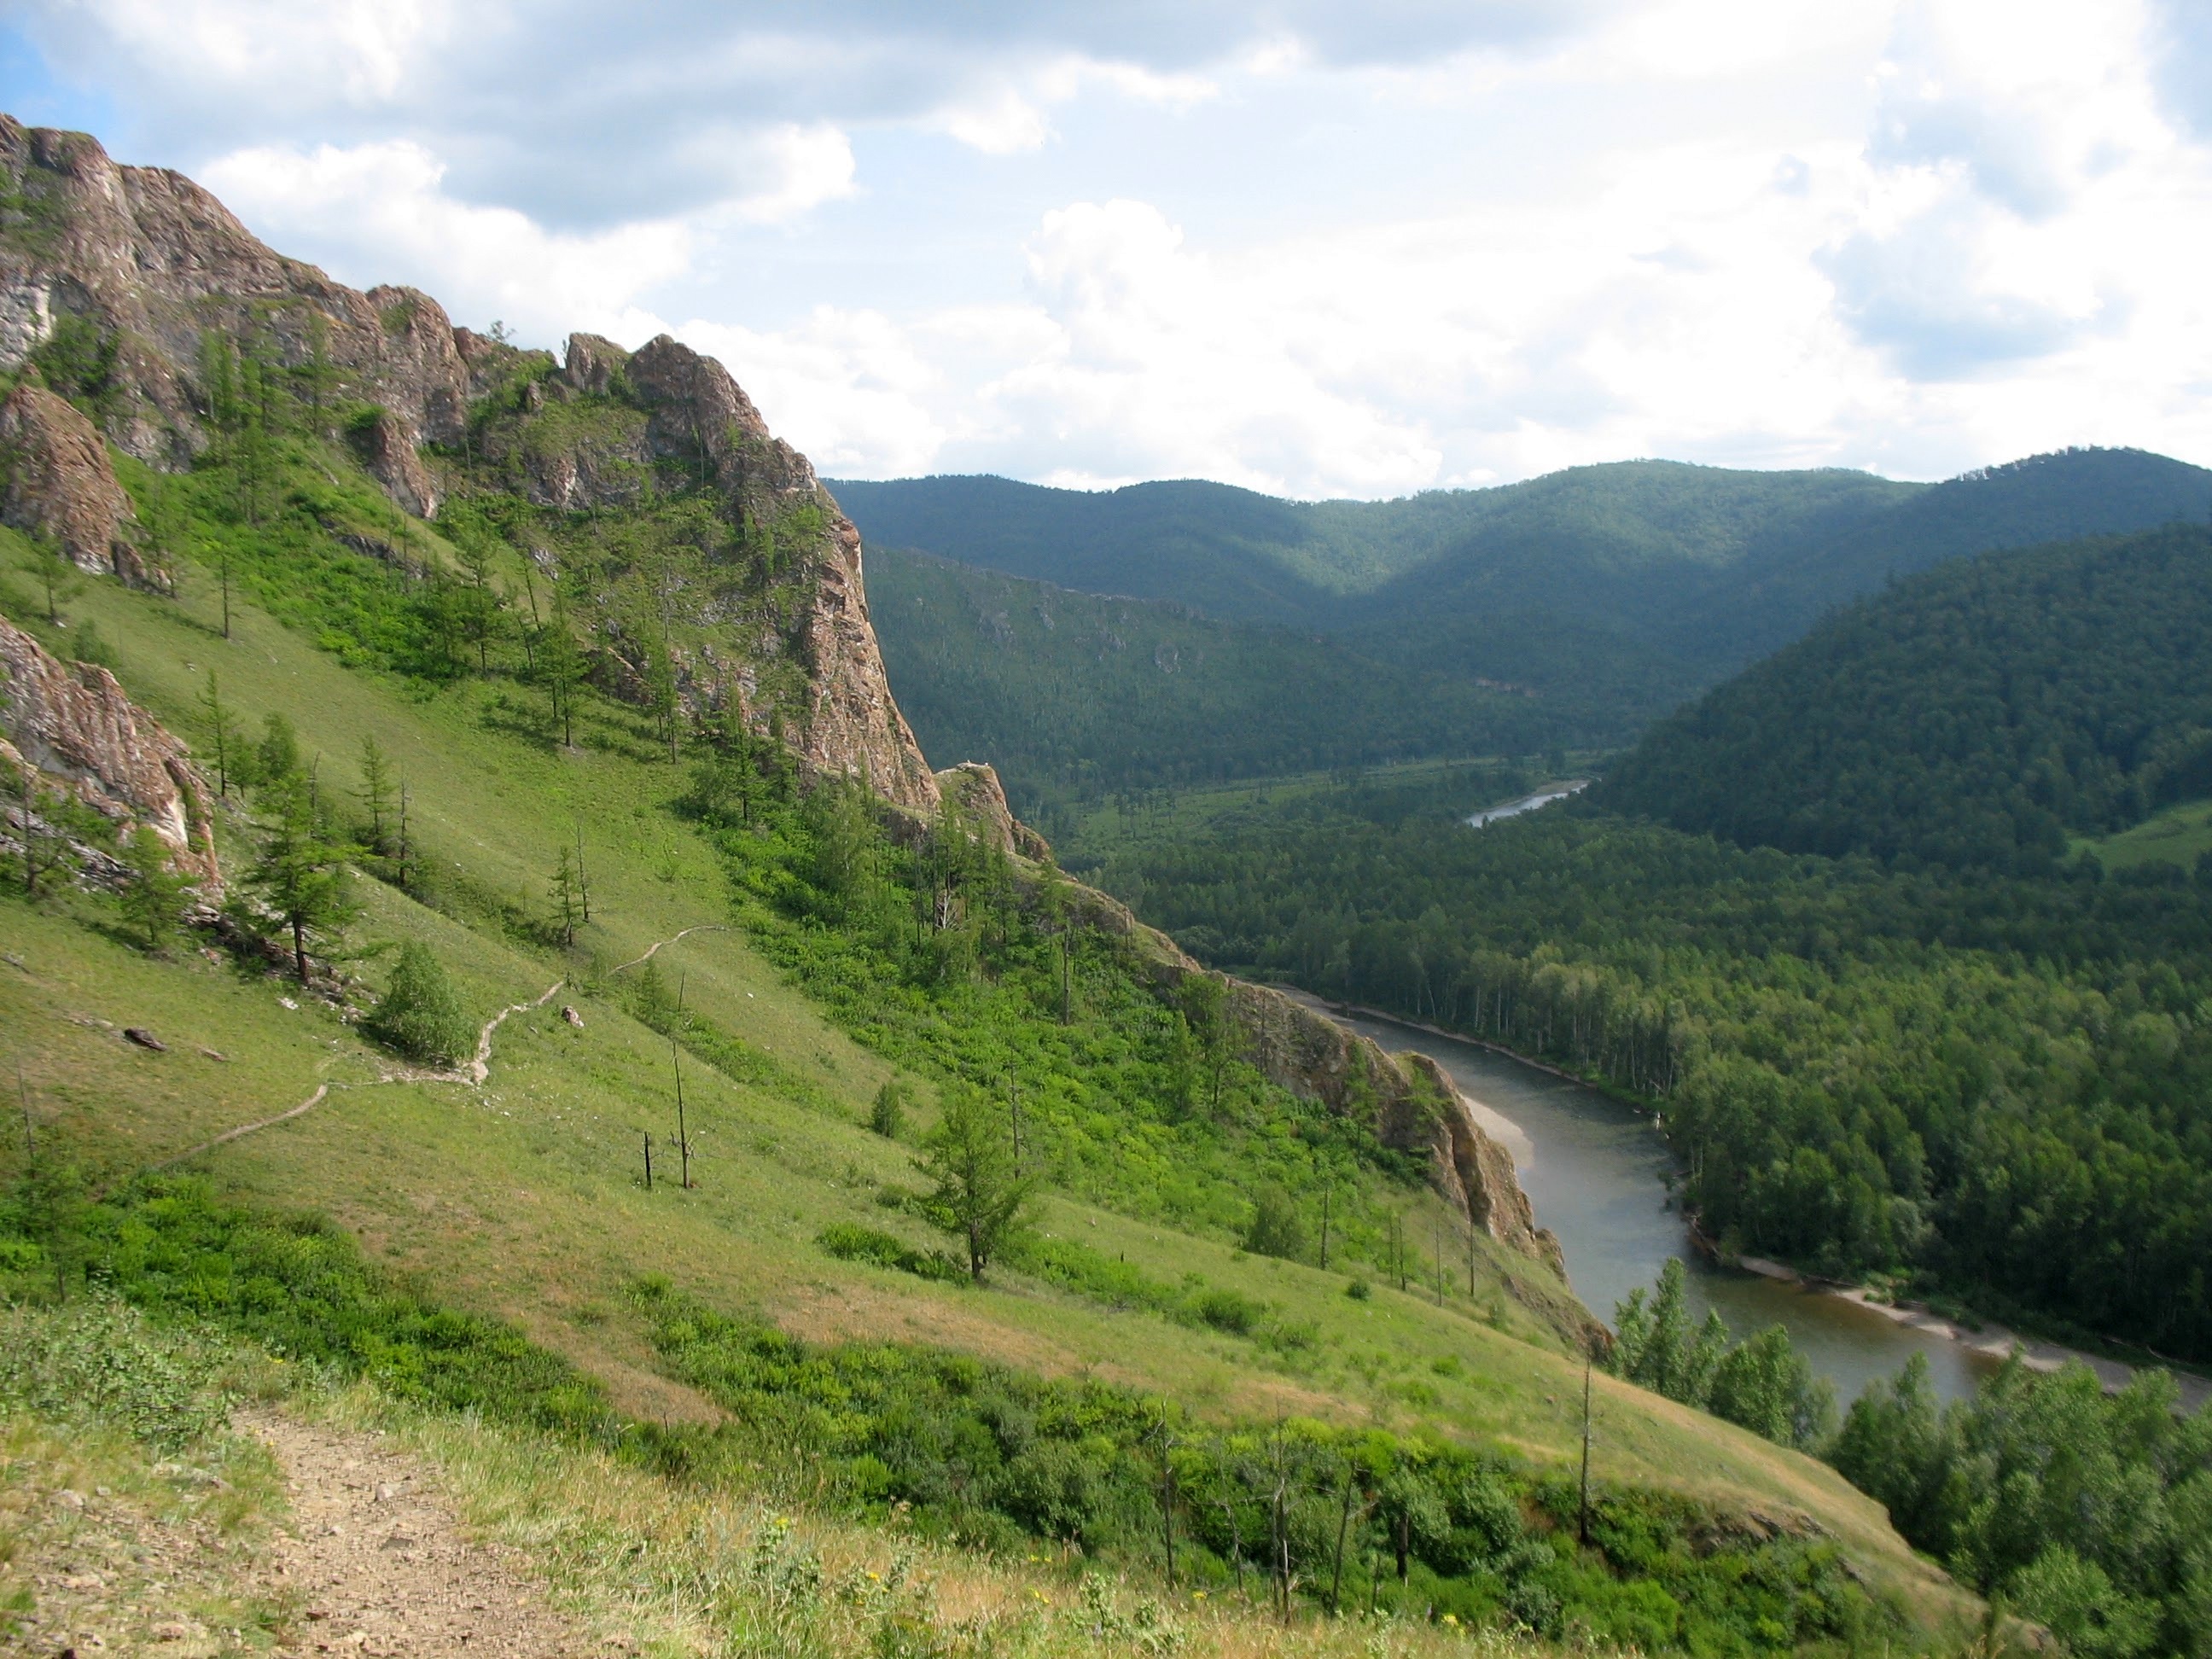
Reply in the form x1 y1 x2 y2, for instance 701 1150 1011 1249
152 924 723 1173
608 923 727 976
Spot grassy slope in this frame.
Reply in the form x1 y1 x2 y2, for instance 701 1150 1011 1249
0 557 1966 1622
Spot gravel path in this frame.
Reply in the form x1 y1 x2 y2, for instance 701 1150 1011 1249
240 1409 589 1658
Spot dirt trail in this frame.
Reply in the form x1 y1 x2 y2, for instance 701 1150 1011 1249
242 1409 590 1657
153 922 743 1172
608 924 726 976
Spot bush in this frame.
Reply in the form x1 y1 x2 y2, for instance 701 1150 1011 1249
1242 1183 1307 1260
1193 1287 1261 1335
364 940 474 1066
817 1222 964 1284
0 1295 231 1450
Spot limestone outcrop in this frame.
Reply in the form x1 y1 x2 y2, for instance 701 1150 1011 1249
792 510 938 812
1219 972 1567 1278
0 612 217 882
0 382 143 578
352 408 439 519
0 118 469 469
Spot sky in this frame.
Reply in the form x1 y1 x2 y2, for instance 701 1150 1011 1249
5 0 2212 498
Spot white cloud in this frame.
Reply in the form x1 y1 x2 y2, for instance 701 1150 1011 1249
713 125 859 224
77 0 445 107
935 90 1055 155
19 0 2212 494
200 141 693 343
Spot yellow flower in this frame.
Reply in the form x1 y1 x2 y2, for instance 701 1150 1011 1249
1443 1613 1459 1626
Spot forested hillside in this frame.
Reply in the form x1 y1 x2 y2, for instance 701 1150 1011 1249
1086 766 2212 1369
870 546 1577 822
1601 524 2212 870
839 451 2212 774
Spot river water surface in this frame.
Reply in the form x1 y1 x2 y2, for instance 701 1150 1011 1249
1294 996 2006 1406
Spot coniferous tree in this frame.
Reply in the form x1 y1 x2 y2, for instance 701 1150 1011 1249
870 1078 910 1140
364 940 473 1067
455 528 501 673
356 735 396 855
917 1084 1033 1281
242 771 357 982
196 672 240 800
119 825 191 953
23 534 82 625
253 712 300 796
549 843 582 946
540 587 584 748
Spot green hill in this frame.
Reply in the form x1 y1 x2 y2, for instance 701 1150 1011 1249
869 546 1582 825
1598 523 2212 870
837 451 2212 768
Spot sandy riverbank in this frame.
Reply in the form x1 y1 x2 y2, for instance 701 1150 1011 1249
1288 986 2212 1412
1824 1286 2212 1412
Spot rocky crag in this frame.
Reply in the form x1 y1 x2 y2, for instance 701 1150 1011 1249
0 382 147 579
0 611 217 883
0 115 935 812
0 114 1562 1288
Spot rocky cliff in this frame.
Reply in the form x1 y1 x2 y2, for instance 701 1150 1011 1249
0 611 217 882
1057 873 1566 1283
0 116 937 812
934 760 1051 860
0 381 147 579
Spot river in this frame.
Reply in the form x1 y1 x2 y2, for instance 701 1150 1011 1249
1465 780 1589 828
1289 995 2199 1409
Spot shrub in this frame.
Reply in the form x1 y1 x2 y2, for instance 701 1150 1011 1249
1193 1287 1261 1335
870 1078 909 1140
817 1222 964 1284
0 1295 230 1450
1242 1183 1307 1260
364 940 474 1066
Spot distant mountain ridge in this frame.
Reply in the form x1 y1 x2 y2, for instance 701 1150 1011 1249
836 450 2212 758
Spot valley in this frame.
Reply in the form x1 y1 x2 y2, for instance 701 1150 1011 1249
4 102 2212 1658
